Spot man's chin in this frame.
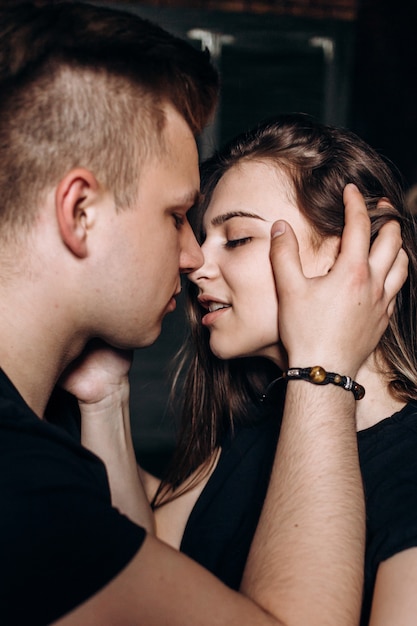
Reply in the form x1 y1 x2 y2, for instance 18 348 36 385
137 322 163 349
107 323 163 352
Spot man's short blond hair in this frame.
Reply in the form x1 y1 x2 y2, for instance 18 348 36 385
0 2 219 234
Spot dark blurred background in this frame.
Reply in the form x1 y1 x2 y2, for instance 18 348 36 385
14 0 416 475
107 0 417 476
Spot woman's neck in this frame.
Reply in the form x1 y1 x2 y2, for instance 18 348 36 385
355 354 406 432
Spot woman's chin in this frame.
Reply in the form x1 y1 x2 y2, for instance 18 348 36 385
209 339 285 366
209 340 241 361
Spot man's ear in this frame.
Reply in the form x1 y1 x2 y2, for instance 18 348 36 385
55 168 100 258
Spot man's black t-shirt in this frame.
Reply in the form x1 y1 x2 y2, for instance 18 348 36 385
0 369 145 626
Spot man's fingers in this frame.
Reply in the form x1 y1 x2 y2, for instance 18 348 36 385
369 220 403 277
270 220 304 294
339 184 371 261
383 248 409 313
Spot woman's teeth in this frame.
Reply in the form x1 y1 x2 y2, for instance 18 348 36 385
208 303 229 312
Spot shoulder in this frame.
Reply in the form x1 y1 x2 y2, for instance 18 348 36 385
0 379 146 625
359 402 417 562
359 401 417 482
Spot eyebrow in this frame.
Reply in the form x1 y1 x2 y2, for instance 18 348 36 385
185 190 202 207
211 210 267 226
171 189 202 210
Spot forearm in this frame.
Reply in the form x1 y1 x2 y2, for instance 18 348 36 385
241 188 405 624
241 382 364 626
80 386 155 533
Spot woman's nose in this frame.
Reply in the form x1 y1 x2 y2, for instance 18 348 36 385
187 241 217 284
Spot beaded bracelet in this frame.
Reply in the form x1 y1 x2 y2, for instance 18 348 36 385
283 366 365 400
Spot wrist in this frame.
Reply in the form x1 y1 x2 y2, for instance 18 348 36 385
79 382 131 441
286 352 361 381
261 364 364 404
77 377 130 410
80 390 133 459
284 366 365 401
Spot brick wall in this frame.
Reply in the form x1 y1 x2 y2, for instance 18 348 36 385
118 0 358 20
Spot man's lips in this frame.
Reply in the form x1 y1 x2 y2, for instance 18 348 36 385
166 286 181 312
166 297 177 312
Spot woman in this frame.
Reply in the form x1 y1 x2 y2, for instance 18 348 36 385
150 113 417 625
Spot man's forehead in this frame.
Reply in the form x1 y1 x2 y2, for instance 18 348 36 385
181 189 202 207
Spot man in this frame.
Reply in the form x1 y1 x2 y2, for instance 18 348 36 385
0 2 406 625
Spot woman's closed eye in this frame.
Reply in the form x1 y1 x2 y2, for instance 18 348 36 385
225 236 252 249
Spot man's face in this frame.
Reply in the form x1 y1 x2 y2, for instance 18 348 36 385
96 104 203 349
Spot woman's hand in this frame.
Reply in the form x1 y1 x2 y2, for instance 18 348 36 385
60 340 154 531
60 338 133 407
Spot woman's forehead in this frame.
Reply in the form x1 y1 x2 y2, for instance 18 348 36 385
204 160 296 222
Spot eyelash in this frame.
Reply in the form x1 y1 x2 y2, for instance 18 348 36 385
225 237 252 249
173 214 185 229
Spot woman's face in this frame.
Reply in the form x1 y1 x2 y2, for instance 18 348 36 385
188 160 337 367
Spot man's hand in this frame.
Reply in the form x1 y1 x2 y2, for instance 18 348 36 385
270 183 408 376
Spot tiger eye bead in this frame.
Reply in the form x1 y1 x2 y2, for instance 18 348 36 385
309 366 326 383
353 382 365 400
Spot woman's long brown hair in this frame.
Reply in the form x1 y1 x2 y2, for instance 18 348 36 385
153 113 417 507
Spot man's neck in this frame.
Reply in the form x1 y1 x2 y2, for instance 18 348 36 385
0 285 86 418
